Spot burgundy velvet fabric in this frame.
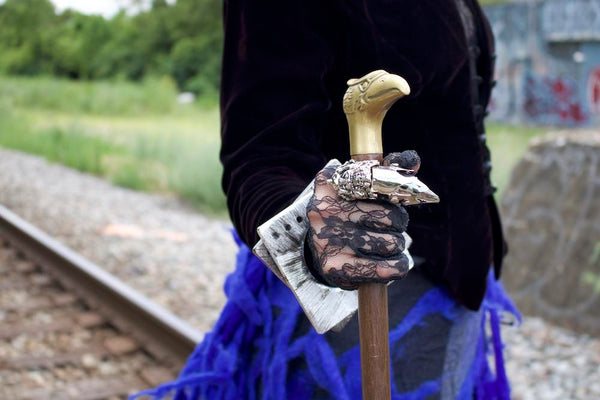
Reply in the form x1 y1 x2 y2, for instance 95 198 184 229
220 0 504 310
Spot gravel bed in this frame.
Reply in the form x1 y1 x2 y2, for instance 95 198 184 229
0 148 237 334
505 317 600 400
0 327 115 358
1 148 598 398
1 352 155 392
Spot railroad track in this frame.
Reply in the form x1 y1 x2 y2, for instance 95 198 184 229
0 205 203 400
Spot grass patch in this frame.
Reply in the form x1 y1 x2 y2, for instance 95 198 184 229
0 108 226 215
0 75 180 116
0 113 126 175
480 0 509 5
486 123 547 197
0 76 226 215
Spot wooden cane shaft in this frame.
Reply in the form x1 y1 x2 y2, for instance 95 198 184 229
358 283 391 399
353 153 391 400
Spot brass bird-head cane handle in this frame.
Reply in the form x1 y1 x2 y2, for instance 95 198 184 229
342 70 438 400
343 69 410 157
336 70 439 206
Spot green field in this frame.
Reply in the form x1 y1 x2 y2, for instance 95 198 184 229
487 123 547 198
0 76 546 216
0 75 225 215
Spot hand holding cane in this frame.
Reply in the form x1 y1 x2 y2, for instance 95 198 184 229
253 69 439 400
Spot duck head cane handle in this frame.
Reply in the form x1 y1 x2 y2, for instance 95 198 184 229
343 70 411 400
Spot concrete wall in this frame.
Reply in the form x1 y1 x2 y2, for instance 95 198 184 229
484 0 600 126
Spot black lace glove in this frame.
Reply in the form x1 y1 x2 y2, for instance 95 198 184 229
306 150 420 290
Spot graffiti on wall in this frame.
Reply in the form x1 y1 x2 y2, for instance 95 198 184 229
484 0 600 126
523 72 587 125
543 0 600 42
588 67 600 115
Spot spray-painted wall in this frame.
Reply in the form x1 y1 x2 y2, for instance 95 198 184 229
484 0 600 126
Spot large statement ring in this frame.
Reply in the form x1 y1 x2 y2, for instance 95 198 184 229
329 160 379 201
329 160 440 205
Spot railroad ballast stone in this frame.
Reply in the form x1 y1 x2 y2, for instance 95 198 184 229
0 240 179 399
0 147 237 333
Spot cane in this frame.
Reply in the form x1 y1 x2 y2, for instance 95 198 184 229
254 70 438 399
343 70 411 400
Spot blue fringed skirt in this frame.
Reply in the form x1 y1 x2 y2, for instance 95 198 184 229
132 234 520 400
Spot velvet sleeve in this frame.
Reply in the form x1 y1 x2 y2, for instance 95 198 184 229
219 0 337 247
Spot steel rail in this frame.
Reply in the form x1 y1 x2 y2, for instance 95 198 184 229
0 205 203 367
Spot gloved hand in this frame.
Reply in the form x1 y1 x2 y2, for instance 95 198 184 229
306 150 421 290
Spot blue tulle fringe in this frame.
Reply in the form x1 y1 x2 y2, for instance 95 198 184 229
131 233 520 400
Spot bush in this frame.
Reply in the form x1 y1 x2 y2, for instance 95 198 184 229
0 75 179 116
170 35 221 95
0 0 224 97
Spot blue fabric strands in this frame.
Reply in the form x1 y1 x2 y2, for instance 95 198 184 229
131 233 520 400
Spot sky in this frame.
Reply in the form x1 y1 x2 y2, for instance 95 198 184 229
51 0 126 18
49 0 173 18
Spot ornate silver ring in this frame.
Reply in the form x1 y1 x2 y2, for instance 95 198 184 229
329 160 440 205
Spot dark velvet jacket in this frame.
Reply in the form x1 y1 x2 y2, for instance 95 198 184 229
220 0 505 310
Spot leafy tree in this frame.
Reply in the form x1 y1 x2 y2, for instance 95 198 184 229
0 0 56 74
171 35 220 95
0 0 224 95
50 12 112 79
166 0 223 93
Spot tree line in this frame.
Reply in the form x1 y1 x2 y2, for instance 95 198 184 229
0 0 222 96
